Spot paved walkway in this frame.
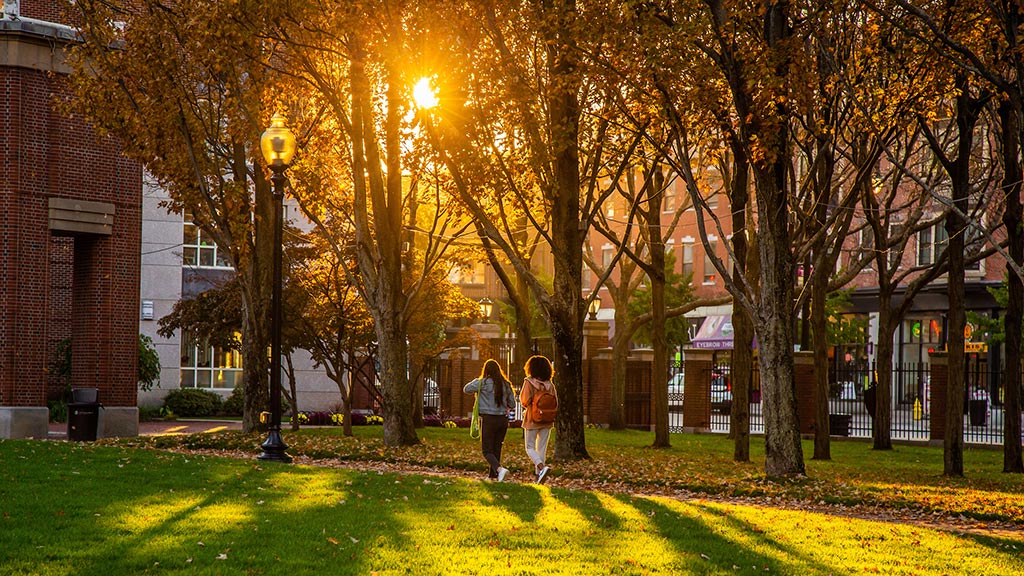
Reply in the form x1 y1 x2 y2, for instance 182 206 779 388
48 419 243 439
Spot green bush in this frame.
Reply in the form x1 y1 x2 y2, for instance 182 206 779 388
221 385 244 416
162 388 223 417
48 399 68 424
139 405 172 421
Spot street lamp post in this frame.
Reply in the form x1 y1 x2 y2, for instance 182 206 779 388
479 297 494 322
588 295 602 320
258 112 296 464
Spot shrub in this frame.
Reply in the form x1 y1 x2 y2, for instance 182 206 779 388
423 414 442 427
48 399 68 424
138 405 166 421
162 388 223 417
297 411 332 426
221 386 244 416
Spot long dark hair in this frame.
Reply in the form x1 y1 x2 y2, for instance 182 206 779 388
481 359 511 405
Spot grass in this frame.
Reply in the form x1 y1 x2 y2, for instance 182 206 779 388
114 426 1024 524
1 429 1022 575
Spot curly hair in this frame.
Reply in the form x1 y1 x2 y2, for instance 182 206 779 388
524 355 553 381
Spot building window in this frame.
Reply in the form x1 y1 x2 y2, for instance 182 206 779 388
183 221 231 268
858 224 874 272
663 185 676 212
681 243 694 280
448 261 486 285
180 333 242 390
888 221 904 267
602 245 614 269
917 222 948 266
965 222 982 271
703 241 717 284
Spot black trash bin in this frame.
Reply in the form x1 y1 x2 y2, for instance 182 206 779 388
829 414 852 437
67 388 101 441
968 399 988 427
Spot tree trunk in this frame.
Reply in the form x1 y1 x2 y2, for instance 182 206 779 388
811 134 834 460
728 136 752 462
349 38 417 447
811 272 831 460
379 324 417 446
550 307 589 461
873 305 896 451
546 0 589 462
513 272 533 386
753 171 804 476
1001 100 1024 473
943 76 981 476
650 167 670 448
239 168 274 434
285 353 300 431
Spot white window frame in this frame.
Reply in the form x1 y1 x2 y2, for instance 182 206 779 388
180 334 243 390
183 221 232 269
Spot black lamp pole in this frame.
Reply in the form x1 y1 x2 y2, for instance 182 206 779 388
258 167 292 463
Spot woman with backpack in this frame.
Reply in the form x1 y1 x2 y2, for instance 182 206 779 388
463 359 517 482
521 355 557 484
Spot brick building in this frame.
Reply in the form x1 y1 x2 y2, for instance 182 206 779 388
1 0 142 438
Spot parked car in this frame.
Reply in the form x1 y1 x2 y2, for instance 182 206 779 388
710 371 732 414
667 373 685 409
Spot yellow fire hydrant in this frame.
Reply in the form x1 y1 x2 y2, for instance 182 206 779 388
913 398 922 421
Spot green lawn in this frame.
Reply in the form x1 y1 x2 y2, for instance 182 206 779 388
1 429 1022 575
116 426 1024 523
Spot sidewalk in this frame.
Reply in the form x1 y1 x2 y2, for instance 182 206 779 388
48 419 243 439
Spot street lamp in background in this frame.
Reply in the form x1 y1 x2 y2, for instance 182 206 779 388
588 294 601 320
258 112 296 464
479 297 494 322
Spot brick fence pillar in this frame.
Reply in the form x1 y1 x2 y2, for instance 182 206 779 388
794 351 817 435
929 352 948 441
447 353 483 419
583 320 611 425
682 349 713 429
585 350 612 425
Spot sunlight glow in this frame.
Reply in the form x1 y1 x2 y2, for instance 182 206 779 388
413 77 438 109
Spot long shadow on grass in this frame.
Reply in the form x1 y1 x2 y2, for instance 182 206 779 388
480 480 544 523
616 494 844 575
547 487 623 530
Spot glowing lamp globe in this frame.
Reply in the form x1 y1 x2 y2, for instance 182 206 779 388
260 112 297 168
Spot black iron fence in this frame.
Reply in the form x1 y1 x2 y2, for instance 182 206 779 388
666 359 1016 445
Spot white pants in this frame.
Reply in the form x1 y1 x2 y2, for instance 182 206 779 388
524 427 551 470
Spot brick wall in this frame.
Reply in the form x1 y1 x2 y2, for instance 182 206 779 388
583 352 611 425
682 349 713 429
794 352 817 435
1 17 142 409
19 0 71 24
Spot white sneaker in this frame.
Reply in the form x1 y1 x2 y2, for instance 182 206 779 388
497 467 508 482
536 466 550 484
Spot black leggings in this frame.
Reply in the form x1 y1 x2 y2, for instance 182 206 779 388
480 413 510 477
